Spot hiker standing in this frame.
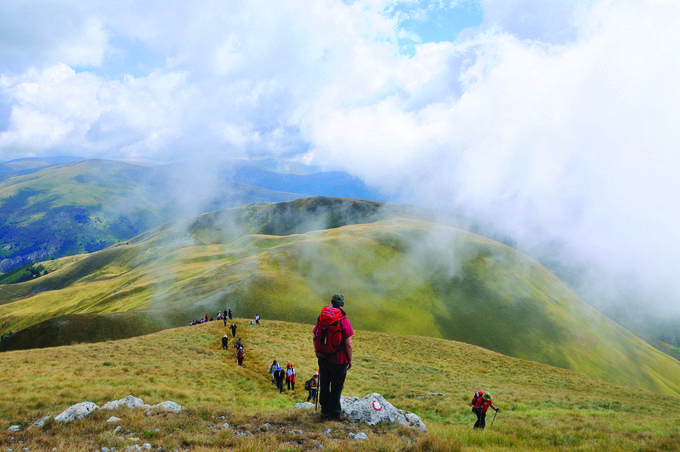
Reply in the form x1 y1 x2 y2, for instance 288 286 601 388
286 363 296 390
255 314 260 325
221 334 229 350
230 323 237 337
234 338 243 351
306 373 318 403
274 366 286 393
228 309 233 320
236 346 245 366
313 293 354 421
471 391 499 429
269 360 279 384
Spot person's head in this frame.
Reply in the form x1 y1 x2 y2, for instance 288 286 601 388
482 393 492 401
331 293 345 307
313 372 318 378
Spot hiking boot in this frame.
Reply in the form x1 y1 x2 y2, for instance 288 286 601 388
337 413 348 422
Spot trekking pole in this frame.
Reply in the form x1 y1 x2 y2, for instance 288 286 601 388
490 409 498 427
314 369 319 413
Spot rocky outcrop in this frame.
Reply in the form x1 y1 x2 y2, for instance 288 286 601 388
341 393 427 431
54 395 184 423
54 401 99 423
294 393 427 431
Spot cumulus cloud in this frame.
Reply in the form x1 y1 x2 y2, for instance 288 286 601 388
0 0 679 315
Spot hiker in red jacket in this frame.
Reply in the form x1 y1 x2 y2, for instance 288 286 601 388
313 293 354 421
471 391 499 429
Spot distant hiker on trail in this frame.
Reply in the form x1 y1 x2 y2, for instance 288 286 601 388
236 346 244 366
305 373 318 403
223 309 228 319
217 311 222 320
234 338 243 351
228 309 233 320
286 363 296 390
255 314 260 325
230 323 237 337
313 293 354 421
274 366 286 393
221 334 229 350
223 315 227 327
471 391 499 429
269 360 280 384
205 313 209 323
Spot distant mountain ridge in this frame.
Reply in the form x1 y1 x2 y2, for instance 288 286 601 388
2 197 680 397
0 158 382 273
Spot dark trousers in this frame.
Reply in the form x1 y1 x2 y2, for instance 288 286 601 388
276 378 284 393
237 357 243 366
474 409 486 429
318 358 347 419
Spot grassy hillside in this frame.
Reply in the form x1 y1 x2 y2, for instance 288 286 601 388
0 319 679 451
0 159 302 273
2 197 680 398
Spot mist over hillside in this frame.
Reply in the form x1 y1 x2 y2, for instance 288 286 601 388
1 156 679 353
0 158 383 274
2 197 680 397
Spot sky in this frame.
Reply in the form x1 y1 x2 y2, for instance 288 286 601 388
1 0 679 315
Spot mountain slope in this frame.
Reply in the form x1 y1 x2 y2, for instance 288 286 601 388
0 159 388 274
0 159 304 273
1 197 680 396
1 319 679 451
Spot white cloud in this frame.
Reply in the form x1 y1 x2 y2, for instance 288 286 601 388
0 0 679 313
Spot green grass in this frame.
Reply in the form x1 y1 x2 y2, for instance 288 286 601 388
0 319 679 451
2 212 680 397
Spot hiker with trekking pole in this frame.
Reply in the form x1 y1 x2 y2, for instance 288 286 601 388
305 372 318 404
471 391 499 429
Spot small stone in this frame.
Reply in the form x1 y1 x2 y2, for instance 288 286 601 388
8 425 21 432
32 416 51 428
354 432 369 440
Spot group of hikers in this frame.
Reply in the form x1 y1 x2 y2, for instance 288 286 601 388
212 294 499 428
268 360 310 394
190 308 233 326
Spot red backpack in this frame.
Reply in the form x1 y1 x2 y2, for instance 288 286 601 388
314 306 345 357
471 391 483 407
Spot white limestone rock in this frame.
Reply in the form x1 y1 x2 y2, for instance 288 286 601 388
341 393 427 431
54 402 100 423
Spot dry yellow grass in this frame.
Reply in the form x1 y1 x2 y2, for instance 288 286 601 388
1 318 679 450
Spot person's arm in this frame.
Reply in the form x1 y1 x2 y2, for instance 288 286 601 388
344 336 353 369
